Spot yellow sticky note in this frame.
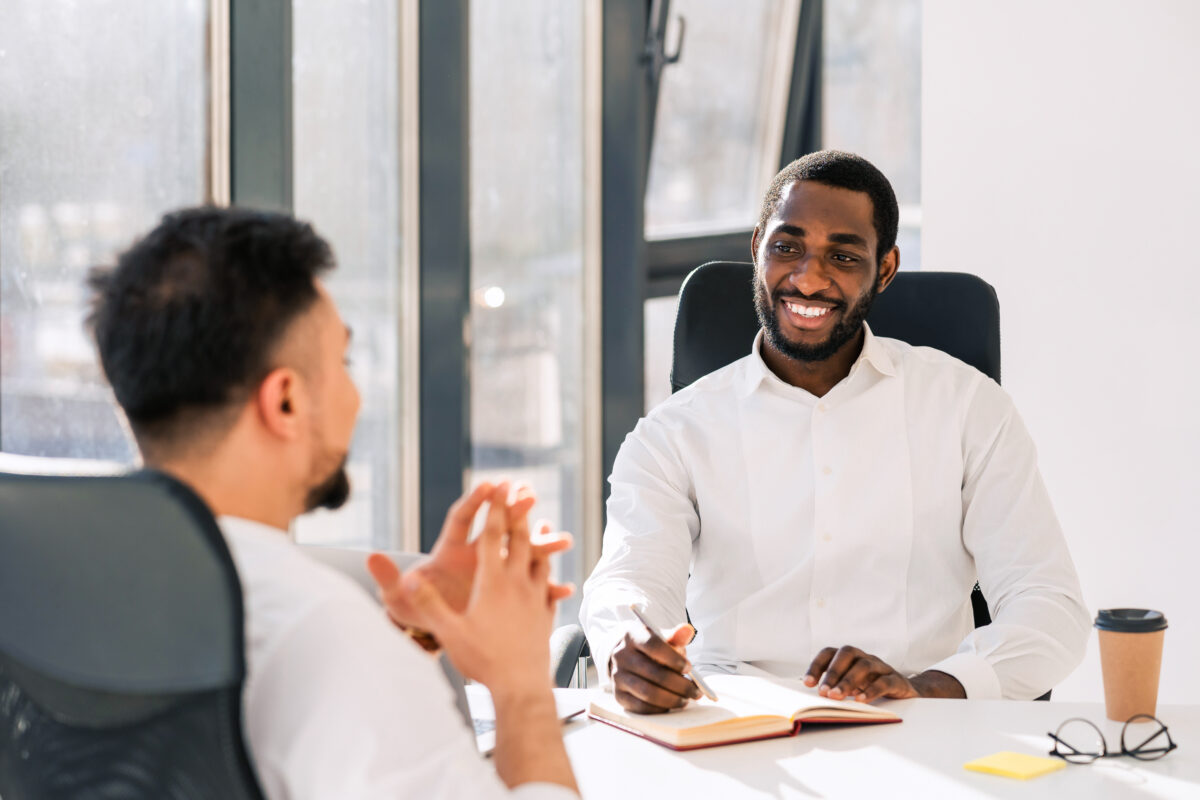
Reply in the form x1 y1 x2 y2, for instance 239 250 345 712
963 751 1067 780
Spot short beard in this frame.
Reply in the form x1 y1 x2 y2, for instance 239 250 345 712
753 274 878 363
304 457 351 512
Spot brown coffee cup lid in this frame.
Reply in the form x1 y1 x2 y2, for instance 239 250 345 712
1095 608 1167 633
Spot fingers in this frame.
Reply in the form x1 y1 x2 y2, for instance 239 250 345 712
816 645 867 697
548 582 575 602
506 486 534 568
829 658 882 701
530 531 573 559
438 482 493 546
612 642 698 713
857 673 913 703
621 629 694 680
804 646 837 687
477 482 510 570
402 572 462 640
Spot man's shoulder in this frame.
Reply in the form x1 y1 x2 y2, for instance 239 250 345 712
219 518 398 652
645 354 753 420
877 336 1000 395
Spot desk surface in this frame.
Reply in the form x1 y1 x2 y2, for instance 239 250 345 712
540 691 1199 799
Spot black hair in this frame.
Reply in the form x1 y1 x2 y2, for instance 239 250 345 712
88 206 334 455
756 149 899 265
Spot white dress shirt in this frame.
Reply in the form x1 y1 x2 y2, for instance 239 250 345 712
220 516 573 800
581 326 1089 700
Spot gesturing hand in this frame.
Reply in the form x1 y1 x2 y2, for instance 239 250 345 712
366 482 573 634
804 645 966 702
395 482 562 694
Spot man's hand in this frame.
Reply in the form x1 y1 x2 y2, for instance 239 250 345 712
610 622 701 714
803 645 967 702
395 482 561 692
366 482 573 633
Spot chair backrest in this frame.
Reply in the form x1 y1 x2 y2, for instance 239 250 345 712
671 261 1001 390
0 469 265 800
669 261 1000 632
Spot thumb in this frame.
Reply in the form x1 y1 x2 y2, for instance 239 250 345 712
366 553 402 593
665 623 695 651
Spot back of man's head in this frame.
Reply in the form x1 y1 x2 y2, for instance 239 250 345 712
758 150 900 265
89 206 334 462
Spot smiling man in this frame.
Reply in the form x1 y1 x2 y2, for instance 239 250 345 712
580 150 1089 712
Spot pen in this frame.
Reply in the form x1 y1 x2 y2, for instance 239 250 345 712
629 603 719 702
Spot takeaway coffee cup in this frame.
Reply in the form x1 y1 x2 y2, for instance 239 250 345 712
1094 609 1168 721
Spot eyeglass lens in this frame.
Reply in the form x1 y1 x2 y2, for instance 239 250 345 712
1121 714 1175 761
1052 718 1106 763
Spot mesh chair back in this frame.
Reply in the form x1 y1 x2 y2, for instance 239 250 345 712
0 469 265 800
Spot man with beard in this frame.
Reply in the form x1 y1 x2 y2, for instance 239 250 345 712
580 150 1089 712
89 207 579 798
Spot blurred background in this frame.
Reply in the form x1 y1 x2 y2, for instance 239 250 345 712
1 0 1196 705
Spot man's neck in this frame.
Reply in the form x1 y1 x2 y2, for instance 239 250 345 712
760 328 865 398
152 456 295 533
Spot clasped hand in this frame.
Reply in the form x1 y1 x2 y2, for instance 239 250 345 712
366 482 574 691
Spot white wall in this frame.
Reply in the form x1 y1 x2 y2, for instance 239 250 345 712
923 0 1200 704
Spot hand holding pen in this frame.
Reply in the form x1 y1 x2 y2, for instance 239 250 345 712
608 603 719 714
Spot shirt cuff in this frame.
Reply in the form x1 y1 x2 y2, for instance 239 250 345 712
924 652 1002 700
512 782 579 799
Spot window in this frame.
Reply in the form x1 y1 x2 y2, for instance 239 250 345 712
0 0 208 460
292 0 404 548
469 0 587 621
644 0 802 239
823 0 922 267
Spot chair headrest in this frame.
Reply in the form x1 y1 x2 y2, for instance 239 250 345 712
670 261 1001 391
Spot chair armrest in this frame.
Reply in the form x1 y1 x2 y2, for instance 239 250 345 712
549 624 590 689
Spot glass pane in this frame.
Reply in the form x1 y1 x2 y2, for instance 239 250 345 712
469 0 585 623
0 0 208 461
824 0 922 267
644 0 800 239
644 295 679 414
292 0 402 549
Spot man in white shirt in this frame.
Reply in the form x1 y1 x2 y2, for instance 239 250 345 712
580 150 1089 712
88 207 578 798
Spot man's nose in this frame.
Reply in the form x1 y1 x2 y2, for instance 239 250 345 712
788 255 831 296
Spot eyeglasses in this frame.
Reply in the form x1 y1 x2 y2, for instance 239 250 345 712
1048 714 1178 763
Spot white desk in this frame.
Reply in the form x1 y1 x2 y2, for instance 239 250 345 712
542 691 1199 799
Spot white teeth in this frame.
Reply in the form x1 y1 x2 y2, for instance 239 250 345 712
784 301 829 318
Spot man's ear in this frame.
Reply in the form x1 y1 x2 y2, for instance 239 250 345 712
876 246 900 293
750 225 761 267
256 367 304 440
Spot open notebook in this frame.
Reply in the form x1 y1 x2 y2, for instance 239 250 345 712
589 674 900 750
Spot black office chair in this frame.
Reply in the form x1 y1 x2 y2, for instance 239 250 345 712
0 469 266 799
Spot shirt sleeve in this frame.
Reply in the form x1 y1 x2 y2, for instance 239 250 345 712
579 415 698 687
242 593 577 800
927 377 1090 700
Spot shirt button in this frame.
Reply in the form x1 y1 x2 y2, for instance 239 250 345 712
815 598 826 608
823 532 832 542
822 466 832 475
818 403 828 412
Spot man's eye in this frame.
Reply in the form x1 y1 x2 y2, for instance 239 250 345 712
773 242 795 253
831 253 857 264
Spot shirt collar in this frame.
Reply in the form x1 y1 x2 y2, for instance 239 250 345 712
739 322 896 399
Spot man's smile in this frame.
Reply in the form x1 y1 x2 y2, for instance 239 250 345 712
779 296 839 331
